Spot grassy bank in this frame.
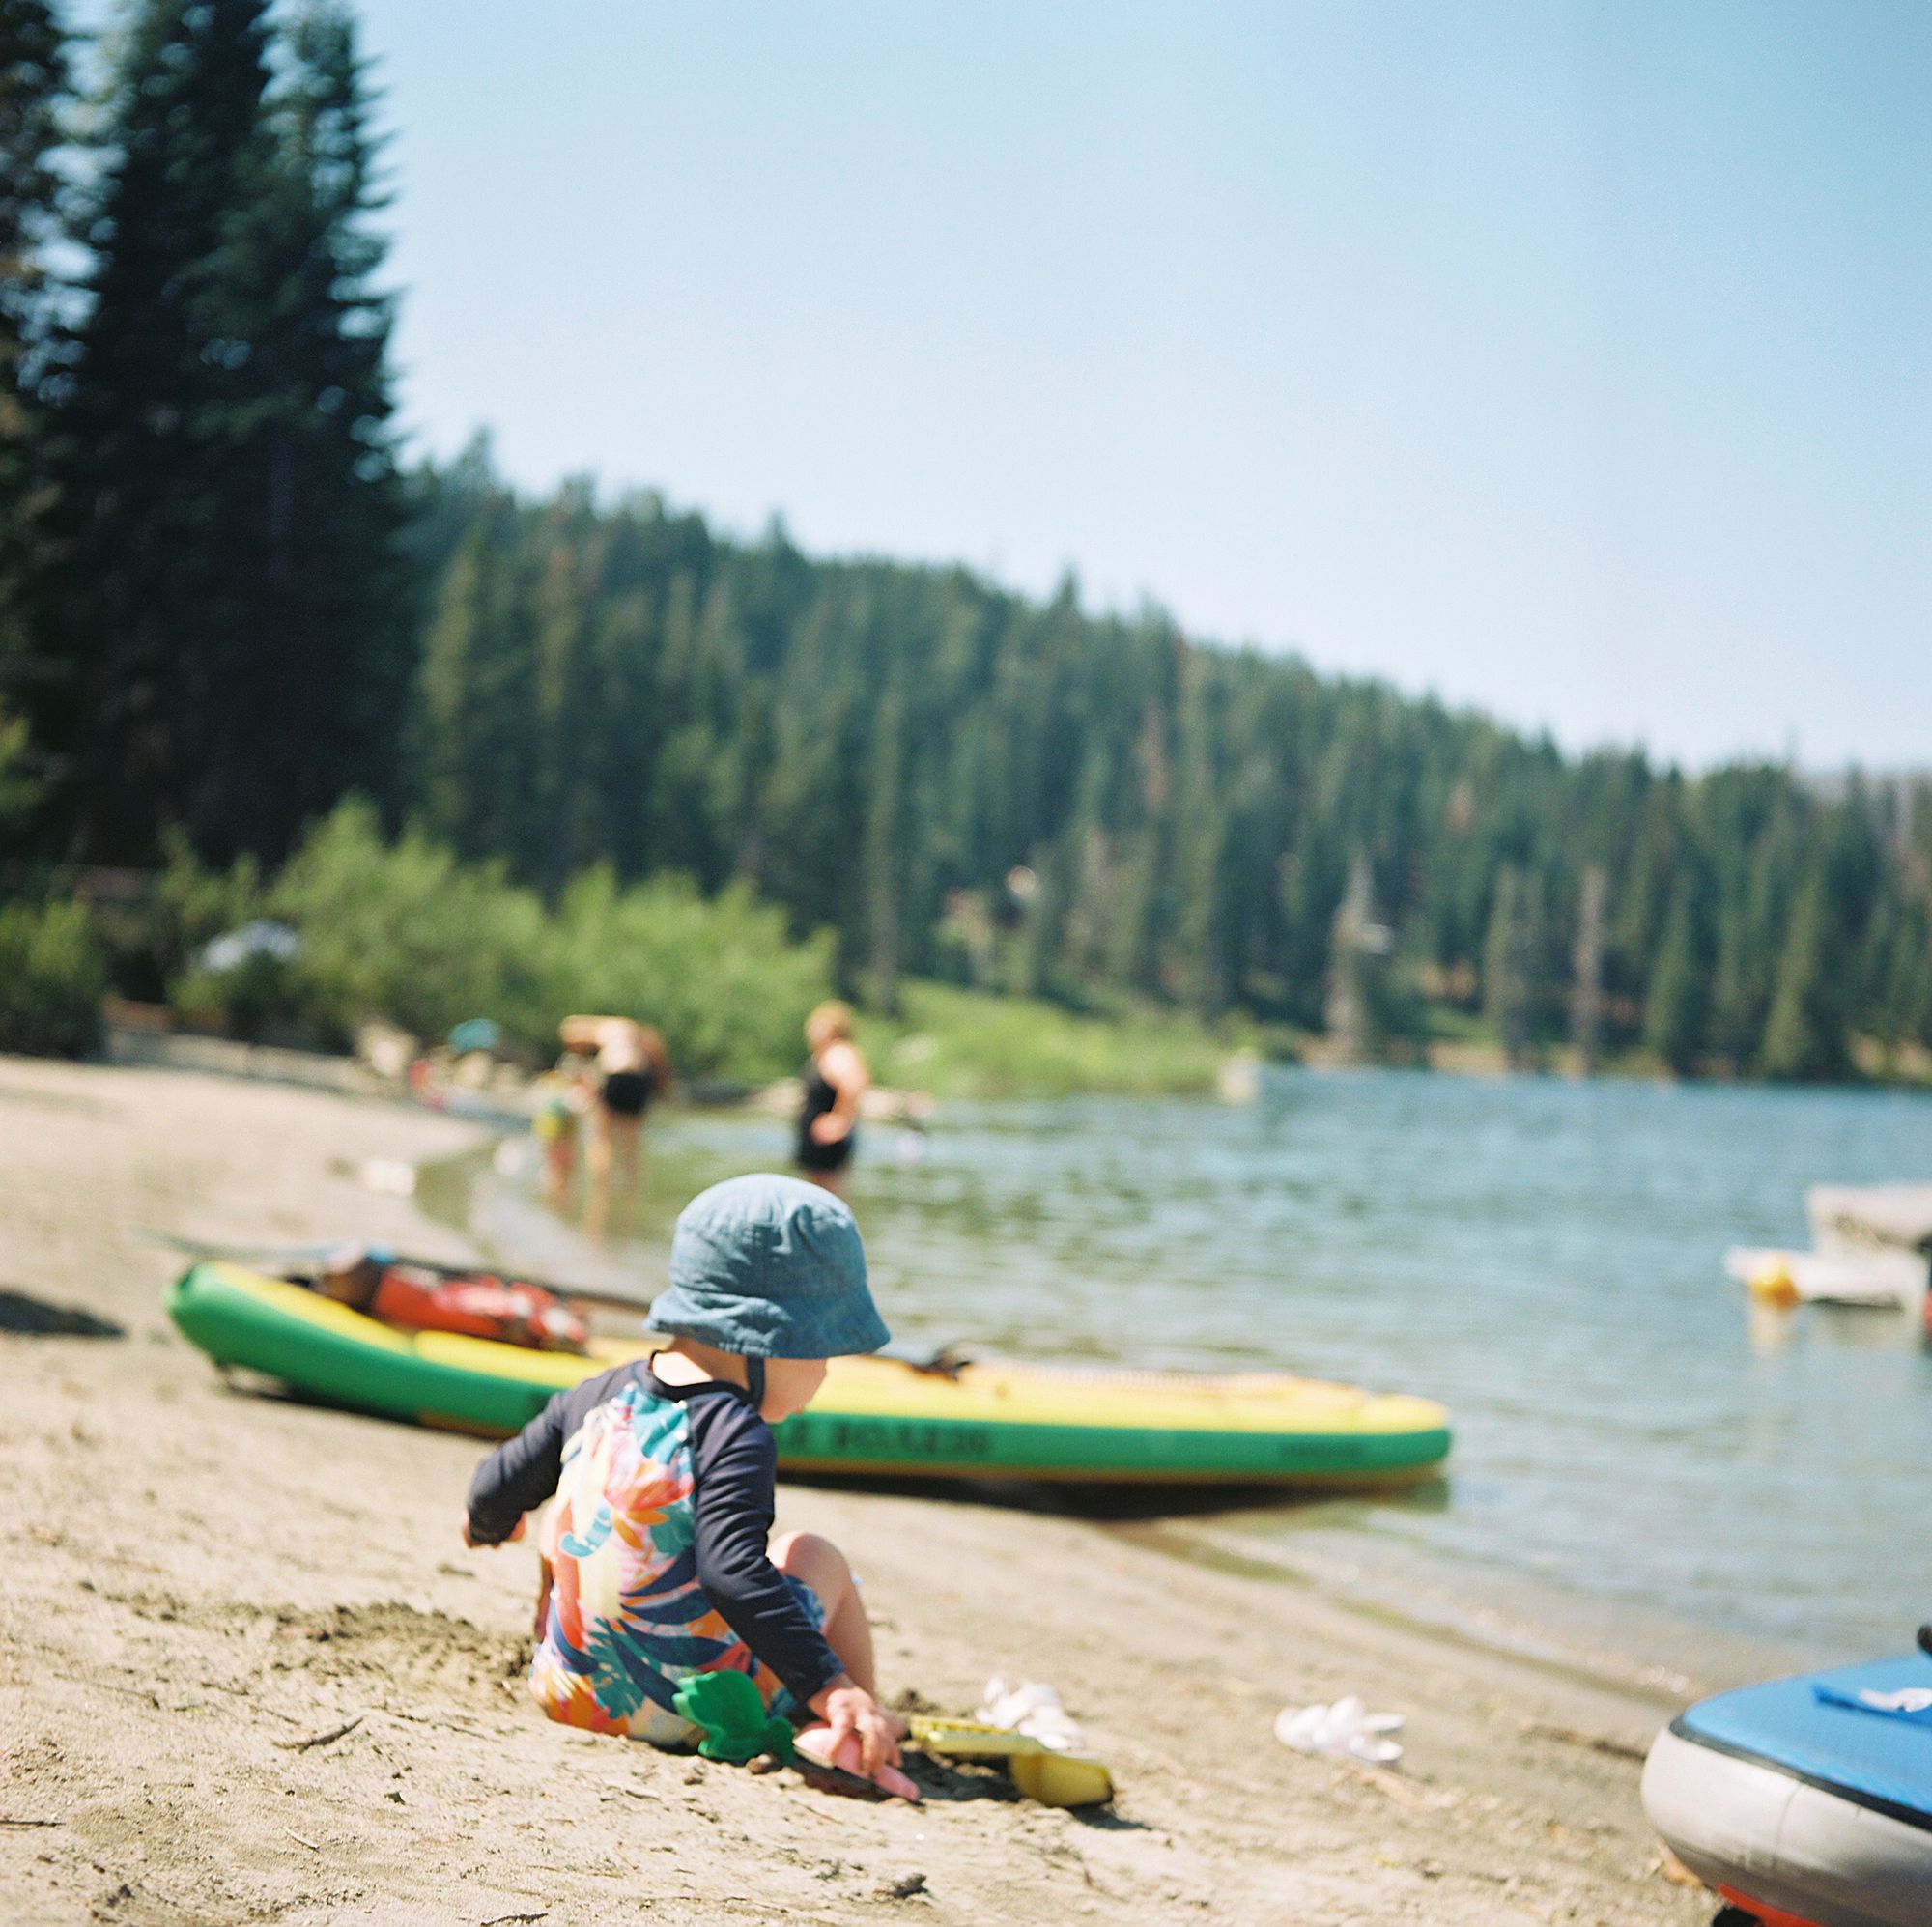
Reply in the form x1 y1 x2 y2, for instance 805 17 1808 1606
856 981 1269 1100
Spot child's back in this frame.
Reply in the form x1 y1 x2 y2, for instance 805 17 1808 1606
471 1356 836 1746
463 1174 903 1778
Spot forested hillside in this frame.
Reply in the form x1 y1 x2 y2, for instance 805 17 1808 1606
400 464 1932 1078
3 0 1929 1081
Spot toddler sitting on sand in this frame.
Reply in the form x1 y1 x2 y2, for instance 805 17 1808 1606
462 1173 905 1782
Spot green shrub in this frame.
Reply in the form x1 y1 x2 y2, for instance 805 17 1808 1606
168 949 305 1042
547 868 834 1084
153 829 267 972
271 800 550 1048
263 799 834 1079
100 830 270 1007
0 899 105 1057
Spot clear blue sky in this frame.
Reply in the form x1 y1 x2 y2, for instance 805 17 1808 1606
126 2 1932 767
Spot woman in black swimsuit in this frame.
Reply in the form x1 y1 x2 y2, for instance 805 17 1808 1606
601 1066 651 1120
796 1001 868 1197
559 1015 673 1200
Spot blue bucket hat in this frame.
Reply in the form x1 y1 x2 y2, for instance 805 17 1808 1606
651 1173 889 1360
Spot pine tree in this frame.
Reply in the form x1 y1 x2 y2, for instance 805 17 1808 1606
1570 863 1607 1069
1760 866 1853 1082
0 0 68 820
191 0 408 856
1706 791 1802 1067
756 691 858 947
415 493 534 858
43 0 404 863
1483 864 1542 1069
1102 694 1173 996
1643 881 1707 1074
863 685 908 1013
1861 894 1927 1071
1173 657 1237 1012
0 0 62 387
1608 782 1679 1017
1325 849 1392 1061
42 0 276 859
1011 836 1073 1001
529 482 602 890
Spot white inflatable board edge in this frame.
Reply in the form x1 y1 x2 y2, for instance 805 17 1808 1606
1642 1724 1932 1927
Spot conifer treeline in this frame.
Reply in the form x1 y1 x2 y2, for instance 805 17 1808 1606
2 0 408 864
406 462 1932 1079
5 1 1929 1081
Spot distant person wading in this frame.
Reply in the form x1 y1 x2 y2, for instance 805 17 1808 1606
559 1015 673 1194
795 1002 868 1197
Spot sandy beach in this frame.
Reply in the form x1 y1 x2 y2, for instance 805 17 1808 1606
1 1057 1717 1926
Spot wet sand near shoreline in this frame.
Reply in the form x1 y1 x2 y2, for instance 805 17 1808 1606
1 1058 1715 1925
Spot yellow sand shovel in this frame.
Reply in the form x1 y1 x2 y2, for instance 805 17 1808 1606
907 1716 1115 1808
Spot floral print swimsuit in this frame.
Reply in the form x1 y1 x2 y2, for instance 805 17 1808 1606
467 1364 835 1746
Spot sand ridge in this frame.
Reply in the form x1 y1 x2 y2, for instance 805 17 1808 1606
0 1057 1714 1924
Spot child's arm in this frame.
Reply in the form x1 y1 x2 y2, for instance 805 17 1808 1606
689 1398 846 1711
464 1391 569 1545
805 1676 902 1780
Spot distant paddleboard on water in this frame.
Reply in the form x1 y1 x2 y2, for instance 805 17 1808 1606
1722 1245 1928 1309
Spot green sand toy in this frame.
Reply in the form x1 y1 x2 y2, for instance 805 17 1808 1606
671 1672 796 1765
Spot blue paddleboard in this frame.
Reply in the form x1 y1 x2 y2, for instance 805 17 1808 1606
1643 1654 1932 1927
1676 1655 1932 1832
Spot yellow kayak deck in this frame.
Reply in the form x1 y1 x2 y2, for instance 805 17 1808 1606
166 1262 1452 1486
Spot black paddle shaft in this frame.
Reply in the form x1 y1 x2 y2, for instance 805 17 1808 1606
140 1227 964 1356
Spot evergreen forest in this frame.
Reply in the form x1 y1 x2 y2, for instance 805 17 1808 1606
4 0 1929 1084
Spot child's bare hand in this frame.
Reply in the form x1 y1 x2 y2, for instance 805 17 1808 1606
460 1511 526 1548
811 1679 900 1775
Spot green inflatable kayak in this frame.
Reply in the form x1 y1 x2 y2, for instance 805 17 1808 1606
165 1261 1453 1487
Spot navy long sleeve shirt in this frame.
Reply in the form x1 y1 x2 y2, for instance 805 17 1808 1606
466 1360 842 1710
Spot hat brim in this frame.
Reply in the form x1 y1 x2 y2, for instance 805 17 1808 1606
647 1281 890 1360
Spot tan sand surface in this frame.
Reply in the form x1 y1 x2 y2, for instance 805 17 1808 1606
0 1057 1717 1925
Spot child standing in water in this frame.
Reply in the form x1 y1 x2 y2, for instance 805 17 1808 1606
462 1174 904 1779
530 1053 594 1205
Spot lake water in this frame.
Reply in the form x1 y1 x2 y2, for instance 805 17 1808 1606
441 1068 1932 1687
